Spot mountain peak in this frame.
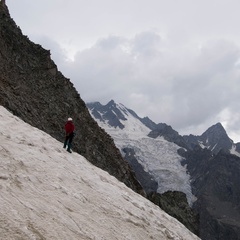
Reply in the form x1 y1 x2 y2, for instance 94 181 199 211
199 122 233 153
87 101 127 129
105 100 117 109
87 101 151 134
206 122 224 131
107 99 116 106
202 122 228 139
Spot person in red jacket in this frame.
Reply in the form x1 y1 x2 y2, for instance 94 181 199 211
63 117 75 153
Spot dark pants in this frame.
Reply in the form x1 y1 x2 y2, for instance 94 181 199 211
64 132 74 151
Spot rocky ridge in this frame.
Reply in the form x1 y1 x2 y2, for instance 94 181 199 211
0 3 143 195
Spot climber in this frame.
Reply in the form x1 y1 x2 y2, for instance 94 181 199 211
63 117 75 153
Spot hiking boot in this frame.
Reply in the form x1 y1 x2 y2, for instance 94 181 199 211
67 149 72 153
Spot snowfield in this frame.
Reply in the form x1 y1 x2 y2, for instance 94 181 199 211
0 106 199 240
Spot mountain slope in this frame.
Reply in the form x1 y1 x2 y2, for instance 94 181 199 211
87 101 194 204
88 100 240 239
0 3 143 194
0 106 200 240
182 146 240 239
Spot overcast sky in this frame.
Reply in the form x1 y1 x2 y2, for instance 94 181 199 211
7 0 240 142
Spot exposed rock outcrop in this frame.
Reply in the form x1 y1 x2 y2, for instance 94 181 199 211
183 147 240 239
148 123 188 149
183 122 235 154
148 191 199 236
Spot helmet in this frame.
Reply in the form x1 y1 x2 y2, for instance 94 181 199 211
68 117 73 121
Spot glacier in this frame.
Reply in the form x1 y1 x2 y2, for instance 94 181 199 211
89 102 195 205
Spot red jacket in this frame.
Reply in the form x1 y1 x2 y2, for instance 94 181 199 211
65 121 75 135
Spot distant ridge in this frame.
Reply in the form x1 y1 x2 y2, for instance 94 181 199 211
87 100 239 155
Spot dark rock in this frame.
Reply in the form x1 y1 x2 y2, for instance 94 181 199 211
183 122 234 154
184 147 240 240
148 123 188 149
147 191 200 236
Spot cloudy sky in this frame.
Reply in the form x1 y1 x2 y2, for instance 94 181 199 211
7 0 240 142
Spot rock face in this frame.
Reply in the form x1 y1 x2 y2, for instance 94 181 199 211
149 121 240 239
0 4 144 195
148 123 188 149
147 191 199 236
183 123 234 154
181 147 240 239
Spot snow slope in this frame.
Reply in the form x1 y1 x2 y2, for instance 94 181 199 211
89 103 194 204
0 106 199 240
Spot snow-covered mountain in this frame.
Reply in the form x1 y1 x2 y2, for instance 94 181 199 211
87 100 240 205
0 106 200 239
88 100 240 239
87 100 194 205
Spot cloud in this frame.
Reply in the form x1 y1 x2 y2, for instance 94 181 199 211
57 33 240 141
9 0 240 141
169 40 240 135
131 31 162 59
